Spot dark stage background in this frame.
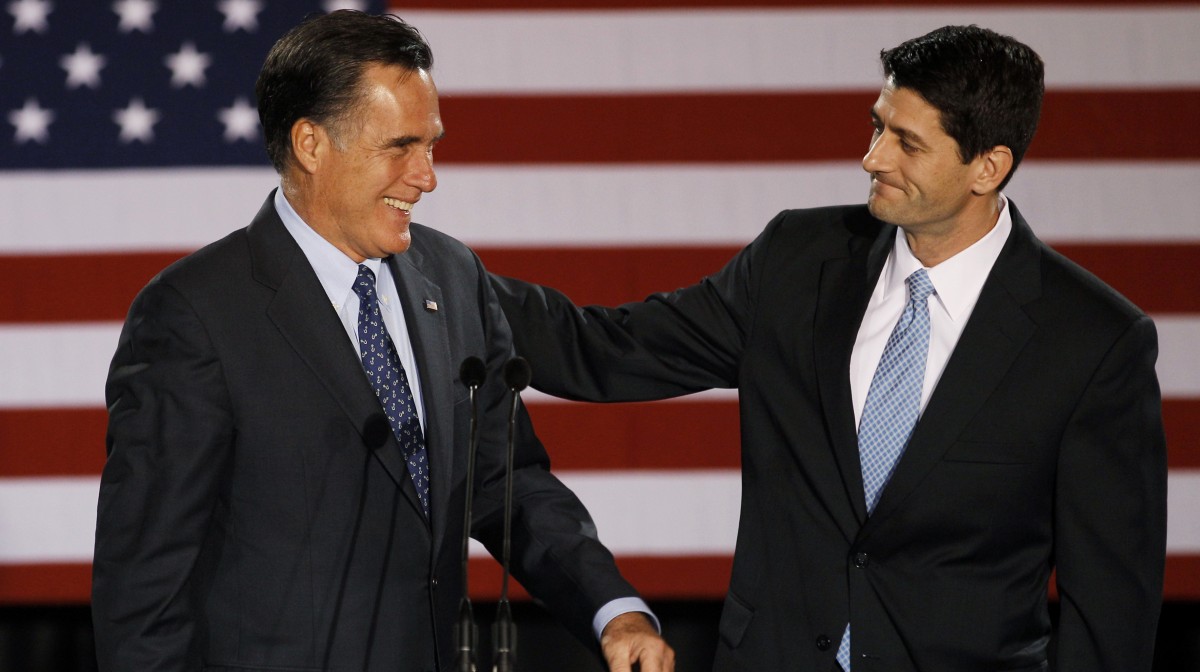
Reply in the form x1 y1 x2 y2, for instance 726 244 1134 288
3 601 1199 671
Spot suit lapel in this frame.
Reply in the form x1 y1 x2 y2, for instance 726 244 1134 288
862 206 1042 536
247 193 426 519
388 246 453 549
814 216 893 534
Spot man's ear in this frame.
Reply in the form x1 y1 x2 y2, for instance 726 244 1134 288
971 145 1014 195
290 119 324 174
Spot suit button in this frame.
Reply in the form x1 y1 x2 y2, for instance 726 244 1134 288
853 552 869 568
816 635 832 651
431 576 439 589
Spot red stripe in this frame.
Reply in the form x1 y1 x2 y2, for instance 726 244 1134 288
4 398 1197 477
434 90 1200 163
1049 243 1200 316
4 555 1198 604
529 401 742 470
4 243 1196 324
0 252 183 324
0 409 107 477
1166 400 1200 469
391 0 1200 8
0 563 91 605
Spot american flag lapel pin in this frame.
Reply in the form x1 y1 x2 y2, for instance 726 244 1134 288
423 299 438 313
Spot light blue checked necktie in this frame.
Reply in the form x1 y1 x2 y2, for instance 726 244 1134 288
352 265 430 518
836 267 936 670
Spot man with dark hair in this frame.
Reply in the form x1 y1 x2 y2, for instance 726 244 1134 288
93 10 672 672
493 24 1166 671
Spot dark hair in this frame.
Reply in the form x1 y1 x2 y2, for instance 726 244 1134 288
256 10 434 174
881 25 1043 190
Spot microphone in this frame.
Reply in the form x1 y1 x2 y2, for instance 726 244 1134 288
361 413 391 451
493 356 530 672
455 357 487 672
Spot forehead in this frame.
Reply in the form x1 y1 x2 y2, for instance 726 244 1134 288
356 65 441 124
872 81 948 139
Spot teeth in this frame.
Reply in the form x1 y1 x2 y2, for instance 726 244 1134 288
384 197 413 212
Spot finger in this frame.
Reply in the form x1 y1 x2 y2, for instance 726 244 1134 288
603 644 633 672
627 637 675 672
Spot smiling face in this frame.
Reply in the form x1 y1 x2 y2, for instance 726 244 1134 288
862 80 988 239
288 64 443 262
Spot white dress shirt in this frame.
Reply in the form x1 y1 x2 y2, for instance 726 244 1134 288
850 196 1013 427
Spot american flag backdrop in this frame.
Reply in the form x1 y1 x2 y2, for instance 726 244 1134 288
1 0 1198 606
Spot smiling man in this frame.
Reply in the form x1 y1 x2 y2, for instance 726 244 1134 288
492 24 1166 671
93 11 672 672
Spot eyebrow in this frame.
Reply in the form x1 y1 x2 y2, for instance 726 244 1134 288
870 108 927 148
381 130 445 150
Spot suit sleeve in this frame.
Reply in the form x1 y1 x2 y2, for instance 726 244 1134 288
465 251 642 650
489 212 789 402
1053 314 1167 671
93 281 234 672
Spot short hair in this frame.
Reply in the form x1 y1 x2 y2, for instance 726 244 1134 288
256 10 434 174
881 25 1044 190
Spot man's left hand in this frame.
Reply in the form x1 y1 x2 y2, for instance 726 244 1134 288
600 611 675 672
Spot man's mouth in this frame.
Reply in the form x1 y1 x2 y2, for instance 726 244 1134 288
384 197 414 213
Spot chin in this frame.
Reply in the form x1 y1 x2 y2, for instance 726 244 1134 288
386 234 412 256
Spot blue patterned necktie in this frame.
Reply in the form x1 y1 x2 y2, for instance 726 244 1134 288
352 265 430 518
837 267 936 670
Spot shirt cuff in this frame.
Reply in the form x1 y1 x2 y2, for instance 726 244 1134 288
592 597 660 641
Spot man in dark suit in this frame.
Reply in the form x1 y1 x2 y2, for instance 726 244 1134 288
92 11 673 672
492 25 1166 671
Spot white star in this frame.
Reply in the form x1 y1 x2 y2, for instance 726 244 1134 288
218 97 259 143
8 98 54 144
217 0 261 33
60 43 107 90
112 0 156 34
164 42 211 89
8 0 53 34
112 98 159 144
323 0 365 12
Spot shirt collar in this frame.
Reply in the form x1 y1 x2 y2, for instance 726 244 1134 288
882 194 1013 323
275 188 384 307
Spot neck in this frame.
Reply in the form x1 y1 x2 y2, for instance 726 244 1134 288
902 194 1001 267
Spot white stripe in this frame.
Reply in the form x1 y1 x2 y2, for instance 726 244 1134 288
2 163 1198 252
0 323 121 408
402 8 1200 93
4 470 1197 563
522 388 739 405
1154 316 1200 402
2 316 1197 407
0 167 278 254
1168 470 1200 553
0 477 98 563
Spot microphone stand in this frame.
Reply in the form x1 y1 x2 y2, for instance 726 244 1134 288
493 357 531 672
455 357 487 672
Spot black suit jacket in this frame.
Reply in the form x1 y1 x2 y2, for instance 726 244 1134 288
491 202 1167 671
94 193 638 671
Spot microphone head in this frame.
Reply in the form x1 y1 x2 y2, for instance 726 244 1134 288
459 356 487 388
362 413 391 450
502 357 532 392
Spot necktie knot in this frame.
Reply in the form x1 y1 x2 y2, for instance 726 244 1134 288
352 264 376 303
906 268 936 304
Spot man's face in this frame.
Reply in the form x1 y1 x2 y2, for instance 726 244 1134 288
307 64 442 262
862 80 984 236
